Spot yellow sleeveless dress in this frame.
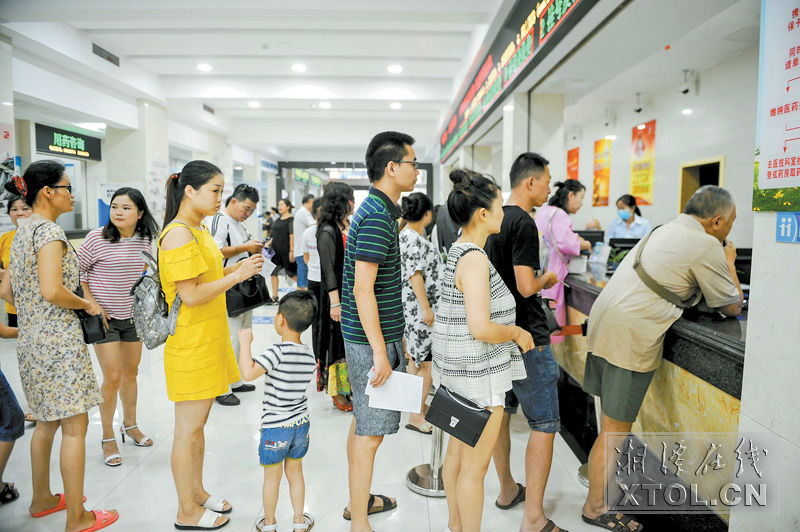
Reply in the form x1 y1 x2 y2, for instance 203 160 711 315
158 222 239 401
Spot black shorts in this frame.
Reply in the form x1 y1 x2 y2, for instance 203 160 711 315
96 318 141 344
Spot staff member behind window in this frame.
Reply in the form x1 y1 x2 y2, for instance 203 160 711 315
607 194 651 240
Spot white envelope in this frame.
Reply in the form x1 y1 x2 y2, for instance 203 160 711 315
365 370 424 413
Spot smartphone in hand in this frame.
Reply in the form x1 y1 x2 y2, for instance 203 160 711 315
262 246 275 260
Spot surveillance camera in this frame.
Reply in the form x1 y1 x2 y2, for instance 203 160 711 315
634 106 643 114
680 84 690 95
603 121 610 127
680 70 697 95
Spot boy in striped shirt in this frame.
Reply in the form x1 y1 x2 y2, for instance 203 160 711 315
237 291 318 532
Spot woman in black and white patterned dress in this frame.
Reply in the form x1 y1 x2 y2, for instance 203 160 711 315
432 169 533 532
399 192 441 434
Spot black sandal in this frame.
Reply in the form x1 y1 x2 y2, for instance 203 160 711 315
0 482 19 505
342 493 396 520
582 512 642 531
495 482 525 510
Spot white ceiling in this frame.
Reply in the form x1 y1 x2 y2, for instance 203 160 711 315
0 0 507 162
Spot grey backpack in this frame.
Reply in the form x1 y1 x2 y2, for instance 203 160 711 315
129 223 194 349
129 251 180 350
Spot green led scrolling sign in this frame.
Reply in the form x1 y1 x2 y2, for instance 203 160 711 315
439 0 597 161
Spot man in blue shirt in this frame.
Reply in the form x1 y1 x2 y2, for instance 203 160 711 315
341 131 418 532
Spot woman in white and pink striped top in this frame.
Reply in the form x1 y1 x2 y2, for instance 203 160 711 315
78 187 159 467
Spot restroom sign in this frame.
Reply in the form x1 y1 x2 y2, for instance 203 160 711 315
776 212 800 242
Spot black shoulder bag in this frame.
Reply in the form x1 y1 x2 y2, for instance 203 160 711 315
32 223 107 344
425 246 492 447
211 213 271 317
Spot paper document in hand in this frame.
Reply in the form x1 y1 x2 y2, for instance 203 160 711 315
365 370 423 413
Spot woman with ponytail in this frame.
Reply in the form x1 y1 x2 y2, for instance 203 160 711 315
534 179 592 344
432 169 532 532
0 160 118 532
158 161 264 530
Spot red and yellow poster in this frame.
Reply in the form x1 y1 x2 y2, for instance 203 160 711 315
630 119 656 205
592 139 611 206
567 147 579 180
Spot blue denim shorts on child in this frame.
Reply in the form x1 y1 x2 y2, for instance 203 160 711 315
259 418 310 466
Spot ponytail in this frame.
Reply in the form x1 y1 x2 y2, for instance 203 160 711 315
163 160 222 226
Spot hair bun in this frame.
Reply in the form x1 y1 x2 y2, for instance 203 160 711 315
4 179 23 197
449 168 473 191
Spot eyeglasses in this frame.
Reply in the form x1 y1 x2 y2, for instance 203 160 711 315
392 160 419 169
50 185 73 193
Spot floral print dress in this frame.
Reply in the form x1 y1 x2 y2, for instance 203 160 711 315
9 214 101 421
399 228 442 366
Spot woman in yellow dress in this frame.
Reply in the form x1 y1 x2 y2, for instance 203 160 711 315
158 160 264 530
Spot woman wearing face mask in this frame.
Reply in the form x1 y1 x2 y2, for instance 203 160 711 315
607 194 651 240
534 180 592 345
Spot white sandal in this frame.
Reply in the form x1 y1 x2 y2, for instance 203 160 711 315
175 509 228 530
256 518 277 532
120 424 153 447
292 513 314 531
202 495 232 514
101 438 122 467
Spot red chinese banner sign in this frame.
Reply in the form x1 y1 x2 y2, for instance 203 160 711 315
567 147 579 180
630 120 656 206
593 139 611 206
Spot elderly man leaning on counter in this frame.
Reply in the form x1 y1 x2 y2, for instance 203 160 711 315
579 185 743 532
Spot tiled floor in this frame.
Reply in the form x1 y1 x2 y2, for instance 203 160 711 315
0 292 596 532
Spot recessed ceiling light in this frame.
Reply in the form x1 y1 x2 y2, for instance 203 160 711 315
637 124 646 130
318 101 331 109
76 122 106 131
234 166 243 171
604 134 617 141
503 104 514 112
196 63 212 72
1 101 12 106
331 161 337 165
387 64 403 74
291 63 307 73
248 101 261 108
682 108 693 115
390 102 402 110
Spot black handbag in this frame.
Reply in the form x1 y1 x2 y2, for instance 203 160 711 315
226 271 270 317
424 246 492 448
73 286 107 344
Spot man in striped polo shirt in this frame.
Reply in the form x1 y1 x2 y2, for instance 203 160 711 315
341 131 418 532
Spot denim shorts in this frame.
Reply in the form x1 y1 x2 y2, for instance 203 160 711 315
259 419 310 466
345 340 406 436
295 256 308 288
504 345 561 433
0 367 24 442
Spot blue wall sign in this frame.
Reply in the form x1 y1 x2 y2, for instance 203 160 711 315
775 212 800 243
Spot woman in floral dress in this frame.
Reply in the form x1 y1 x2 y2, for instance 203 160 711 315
399 192 441 433
0 160 117 532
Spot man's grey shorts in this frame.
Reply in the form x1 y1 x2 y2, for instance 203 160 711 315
344 340 406 436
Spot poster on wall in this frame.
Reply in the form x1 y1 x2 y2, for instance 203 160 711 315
146 158 168 226
753 0 800 211
592 139 611 206
630 119 656 205
567 147 579 180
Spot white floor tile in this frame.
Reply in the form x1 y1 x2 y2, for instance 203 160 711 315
0 302 591 532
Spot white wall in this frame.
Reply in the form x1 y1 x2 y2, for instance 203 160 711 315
564 48 758 247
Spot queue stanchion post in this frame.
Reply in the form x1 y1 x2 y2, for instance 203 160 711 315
405 425 446 497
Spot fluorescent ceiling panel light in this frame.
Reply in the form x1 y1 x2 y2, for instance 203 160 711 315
76 122 106 131
1 102 12 106
604 134 617 141
248 101 261 108
503 104 514 111
291 63 307 73
637 124 646 130
390 102 402 110
682 108 693 115
196 63 212 72
318 101 331 109
387 64 403 74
